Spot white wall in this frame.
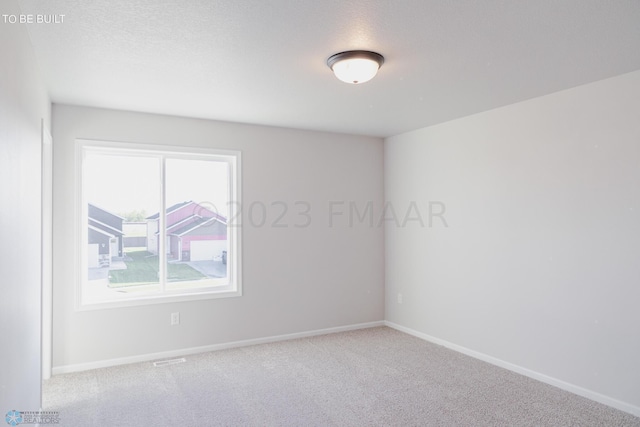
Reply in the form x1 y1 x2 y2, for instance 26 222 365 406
385 70 640 413
0 0 51 411
52 105 384 367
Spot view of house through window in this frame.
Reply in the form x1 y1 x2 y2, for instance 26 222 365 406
80 141 240 307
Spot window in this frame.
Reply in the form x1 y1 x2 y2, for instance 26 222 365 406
77 140 241 309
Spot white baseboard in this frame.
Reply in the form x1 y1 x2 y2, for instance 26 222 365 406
384 321 640 418
51 320 384 376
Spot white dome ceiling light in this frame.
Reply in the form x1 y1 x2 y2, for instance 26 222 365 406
327 50 385 84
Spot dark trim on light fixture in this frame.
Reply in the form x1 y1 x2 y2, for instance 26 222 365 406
327 50 385 70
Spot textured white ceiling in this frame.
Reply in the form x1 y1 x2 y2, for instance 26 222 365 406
17 0 640 137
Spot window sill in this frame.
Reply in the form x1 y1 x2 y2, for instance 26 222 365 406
76 285 241 311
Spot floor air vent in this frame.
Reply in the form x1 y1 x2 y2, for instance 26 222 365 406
153 358 186 367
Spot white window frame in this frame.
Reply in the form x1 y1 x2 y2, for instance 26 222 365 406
76 139 242 310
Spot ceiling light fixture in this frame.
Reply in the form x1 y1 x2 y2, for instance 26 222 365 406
327 50 385 84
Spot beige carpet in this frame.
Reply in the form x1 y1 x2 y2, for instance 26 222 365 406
43 327 640 426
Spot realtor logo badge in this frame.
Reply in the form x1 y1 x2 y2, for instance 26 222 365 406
4 410 59 425
5 410 22 426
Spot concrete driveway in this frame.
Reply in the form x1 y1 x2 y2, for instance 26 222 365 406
185 260 227 278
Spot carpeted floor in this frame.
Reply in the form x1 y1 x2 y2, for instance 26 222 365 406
43 327 640 426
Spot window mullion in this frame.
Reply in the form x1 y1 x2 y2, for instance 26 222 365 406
159 155 167 292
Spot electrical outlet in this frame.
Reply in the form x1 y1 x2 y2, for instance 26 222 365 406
171 312 180 326
397 293 403 304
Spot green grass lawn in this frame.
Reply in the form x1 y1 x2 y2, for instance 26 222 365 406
108 250 206 288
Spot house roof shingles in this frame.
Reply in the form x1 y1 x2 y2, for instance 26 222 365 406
146 201 193 220
169 216 225 236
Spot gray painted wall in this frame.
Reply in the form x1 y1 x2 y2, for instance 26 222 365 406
0 0 51 411
385 70 640 411
52 105 385 367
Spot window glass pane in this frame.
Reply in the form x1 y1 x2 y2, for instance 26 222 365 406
164 158 229 291
84 152 161 300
